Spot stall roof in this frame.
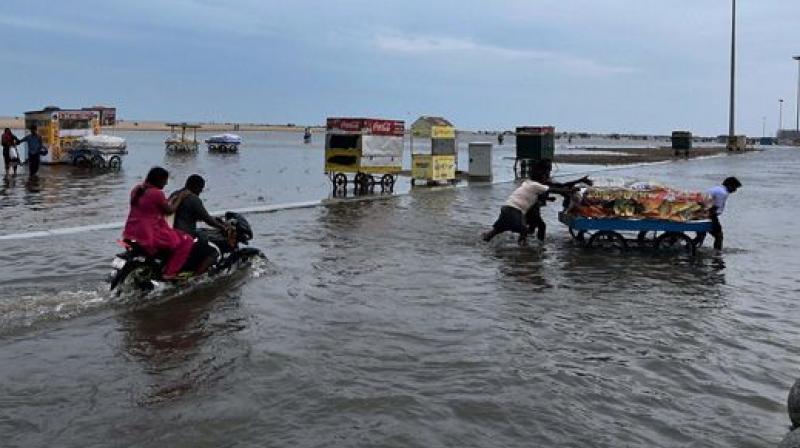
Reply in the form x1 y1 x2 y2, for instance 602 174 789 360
411 116 454 138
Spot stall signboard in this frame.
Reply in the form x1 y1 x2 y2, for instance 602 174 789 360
412 155 456 180
516 126 555 135
430 125 455 139
327 118 404 136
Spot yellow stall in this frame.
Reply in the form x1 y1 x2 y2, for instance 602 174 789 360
410 116 457 186
24 107 100 164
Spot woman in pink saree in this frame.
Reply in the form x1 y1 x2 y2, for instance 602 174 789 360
122 167 194 278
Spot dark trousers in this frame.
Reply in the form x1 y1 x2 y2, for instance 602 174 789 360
710 213 723 250
485 206 527 241
28 156 40 176
525 206 546 241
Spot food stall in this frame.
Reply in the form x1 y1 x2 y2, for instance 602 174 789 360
24 107 100 164
409 116 457 186
324 117 404 192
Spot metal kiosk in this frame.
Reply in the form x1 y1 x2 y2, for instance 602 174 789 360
514 126 555 178
409 116 457 186
325 117 404 193
165 123 201 153
671 131 692 157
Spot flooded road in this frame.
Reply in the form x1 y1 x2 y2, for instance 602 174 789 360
0 133 798 447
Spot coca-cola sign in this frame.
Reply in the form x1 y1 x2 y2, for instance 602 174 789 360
327 118 404 136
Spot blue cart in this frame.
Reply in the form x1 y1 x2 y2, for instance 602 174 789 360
559 212 712 255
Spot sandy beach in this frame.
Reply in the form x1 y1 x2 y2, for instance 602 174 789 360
0 116 322 133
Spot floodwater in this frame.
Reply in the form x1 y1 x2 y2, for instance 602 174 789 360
0 131 798 447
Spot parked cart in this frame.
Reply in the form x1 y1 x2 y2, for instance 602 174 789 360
165 123 200 153
206 133 242 153
70 134 127 170
24 107 101 165
324 117 404 193
410 116 457 186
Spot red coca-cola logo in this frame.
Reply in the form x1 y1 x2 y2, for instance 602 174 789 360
370 121 392 133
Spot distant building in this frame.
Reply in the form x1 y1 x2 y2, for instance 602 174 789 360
777 129 800 146
81 105 116 126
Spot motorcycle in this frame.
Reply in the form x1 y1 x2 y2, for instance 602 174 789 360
109 211 264 293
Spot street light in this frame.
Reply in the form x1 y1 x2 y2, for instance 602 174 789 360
779 98 784 133
794 56 800 131
727 0 737 150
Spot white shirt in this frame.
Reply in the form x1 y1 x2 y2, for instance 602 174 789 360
505 180 549 213
707 185 729 215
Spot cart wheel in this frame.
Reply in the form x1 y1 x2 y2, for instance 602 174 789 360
636 230 658 249
353 173 364 190
513 160 520 178
655 232 696 255
74 155 90 168
108 156 122 171
693 232 707 247
410 178 416 186
588 231 627 252
166 143 177 152
91 155 106 169
359 174 373 191
333 173 348 190
380 174 395 191
568 227 586 243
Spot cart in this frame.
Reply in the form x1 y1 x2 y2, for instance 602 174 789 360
410 116 457 186
206 133 241 153
515 126 555 178
68 134 127 170
165 123 200 153
325 117 404 193
559 212 712 255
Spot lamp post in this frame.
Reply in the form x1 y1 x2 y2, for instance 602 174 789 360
727 0 737 151
779 98 784 134
794 56 800 131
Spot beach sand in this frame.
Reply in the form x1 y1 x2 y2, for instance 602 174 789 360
0 116 321 133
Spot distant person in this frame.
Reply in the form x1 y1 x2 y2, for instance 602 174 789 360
2 128 20 176
703 177 742 250
17 125 47 177
303 127 312 144
497 133 504 145
123 167 194 279
482 171 574 245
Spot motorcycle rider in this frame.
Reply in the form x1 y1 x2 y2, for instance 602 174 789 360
170 174 228 237
170 174 231 275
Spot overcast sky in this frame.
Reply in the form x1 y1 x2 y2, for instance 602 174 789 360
2 0 798 135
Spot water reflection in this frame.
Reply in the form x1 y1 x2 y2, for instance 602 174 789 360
116 285 248 405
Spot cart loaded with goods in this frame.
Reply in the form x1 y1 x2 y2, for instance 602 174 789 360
70 134 127 170
206 134 242 152
559 180 713 255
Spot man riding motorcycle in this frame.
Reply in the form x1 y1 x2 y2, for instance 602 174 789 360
111 171 261 292
170 174 232 276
